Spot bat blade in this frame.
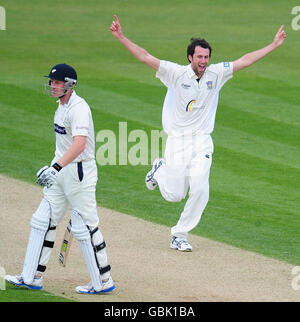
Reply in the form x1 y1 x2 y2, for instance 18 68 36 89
59 219 73 267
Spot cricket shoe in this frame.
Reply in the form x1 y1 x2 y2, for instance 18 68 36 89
145 158 164 190
5 274 43 290
76 277 116 294
170 237 193 252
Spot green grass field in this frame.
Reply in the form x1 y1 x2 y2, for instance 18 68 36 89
0 283 75 302
1 0 300 301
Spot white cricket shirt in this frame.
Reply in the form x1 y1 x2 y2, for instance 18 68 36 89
53 91 95 163
157 60 233 135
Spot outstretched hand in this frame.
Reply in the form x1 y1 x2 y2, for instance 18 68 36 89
273 25 286 48
108 14 160 70
110 15 123 39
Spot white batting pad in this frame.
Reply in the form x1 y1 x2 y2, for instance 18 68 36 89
22 198 51 284
90 227 110 280
71 209 102 291
37 228 56 272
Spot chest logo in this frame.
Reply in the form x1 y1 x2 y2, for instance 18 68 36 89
181 83 191 89
54 123 67 135
206 81 213 90
186 99 196 112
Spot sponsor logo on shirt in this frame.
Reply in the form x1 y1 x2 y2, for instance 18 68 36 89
181 83 191 89
186 99 196 112
223 62 230 68
54 123 67 134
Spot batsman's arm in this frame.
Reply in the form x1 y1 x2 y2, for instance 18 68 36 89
233 25 286 72
37 135 86 188
57 136 86 167
110 15 160 71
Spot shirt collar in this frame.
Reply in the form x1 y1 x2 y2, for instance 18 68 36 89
57 90 76 108
187 64 208 80
187 64 198 79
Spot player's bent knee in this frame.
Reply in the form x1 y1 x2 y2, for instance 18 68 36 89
162 192 185 203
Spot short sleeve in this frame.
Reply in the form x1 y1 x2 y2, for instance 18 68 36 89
70 102 90 137
156 60 183 88
214 62 233 90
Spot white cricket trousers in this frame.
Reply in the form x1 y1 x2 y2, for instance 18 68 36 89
155 133 213 239
44 159 99 227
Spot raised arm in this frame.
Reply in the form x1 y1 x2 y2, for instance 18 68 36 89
233 25 286 73
110 15 160 71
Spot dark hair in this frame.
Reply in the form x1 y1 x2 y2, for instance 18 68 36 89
187 38 212 62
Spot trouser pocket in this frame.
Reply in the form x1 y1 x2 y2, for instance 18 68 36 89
77 162 84 182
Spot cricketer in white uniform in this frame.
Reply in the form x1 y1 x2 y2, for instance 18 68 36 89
110 16 286 252
155 60 232 249
5 64 116 294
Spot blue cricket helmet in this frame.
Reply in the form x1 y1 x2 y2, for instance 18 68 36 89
47 63 77 84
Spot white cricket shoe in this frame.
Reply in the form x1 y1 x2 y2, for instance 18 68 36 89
5 274 43 290
145 158 164 190
170 237 193 252
76 276 116 294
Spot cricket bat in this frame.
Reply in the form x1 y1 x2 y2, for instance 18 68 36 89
59 219 73 267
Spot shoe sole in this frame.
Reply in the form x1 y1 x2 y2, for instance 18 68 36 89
77 285 116 295
76 290 101 294
100 285 116 293
170 245 192 252
6 279 43 290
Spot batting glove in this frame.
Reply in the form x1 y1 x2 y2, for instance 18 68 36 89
36 163 62 188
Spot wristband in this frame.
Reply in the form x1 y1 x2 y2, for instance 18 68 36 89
52 162 63 172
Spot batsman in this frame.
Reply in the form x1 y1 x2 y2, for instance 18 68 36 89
5 64 116 294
